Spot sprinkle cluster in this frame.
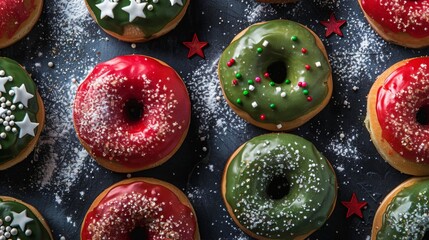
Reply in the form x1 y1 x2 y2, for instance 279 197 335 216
87 192 192 239
379 0 429 33
0 210 34 240
0 70 38 150
226 36 322 122
382 63 429 161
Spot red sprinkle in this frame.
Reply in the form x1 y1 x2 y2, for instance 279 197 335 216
302 82 308 87
307 96 313 101
227 61 233 67
298 82 303 87
255 77 261 83
260 114 266 120
232 79 238 85
230 58 235 64
264 72 270 78
301 48 307 54
305 64 311 70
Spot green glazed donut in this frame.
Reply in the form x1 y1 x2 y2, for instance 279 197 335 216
218 20 332 131
0 196 53 239
372 177 429 239
85 0 189 42
222 133 337 240
0 57 44 170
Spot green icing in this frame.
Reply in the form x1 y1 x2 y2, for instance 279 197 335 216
219 20 331 124
86 0 187 37
377 179 429 240
225 133 337 239
0 198 52 239
0 57 40 164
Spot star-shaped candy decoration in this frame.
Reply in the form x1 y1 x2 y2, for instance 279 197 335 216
10 210 34 231
341 193 367 218
320 13 347 37
183 34 208 59
96 0 118 19
122 0 147 22
15 113 39 138
170 0 183 6
12 84 34 107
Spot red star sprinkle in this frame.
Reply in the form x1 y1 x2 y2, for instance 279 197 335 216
183 33 208 59
320 13 346 37
341 193 367 218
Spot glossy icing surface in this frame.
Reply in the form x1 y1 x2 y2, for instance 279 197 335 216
81 180 198 240
218 20 331 125
0 0 37 39
377 179 429 239
73 55 191 170
86 0 187 37
376 57 429 163
0 57 40 164
225 133 336 239
361 0 429 38
0 197 52 239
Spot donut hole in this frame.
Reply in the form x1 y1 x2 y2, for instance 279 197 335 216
267 61 287 84
416 105 429 125
266 175 290 200
124 98 144 122
129 226 149 240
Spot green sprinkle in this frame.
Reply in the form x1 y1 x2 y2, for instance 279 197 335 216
247 80 254 85
269 103 276 109
285 79 291 84
236 73 242 79
303 89 309 95
269 81 275 86
291 36 298 41
257 47 263 53
243 90 249 96
236 98 242 104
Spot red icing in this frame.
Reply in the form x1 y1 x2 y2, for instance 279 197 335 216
73 55 191 170
361 0 429 38
0 0 36 38
376 57 429 162
81 180 198 240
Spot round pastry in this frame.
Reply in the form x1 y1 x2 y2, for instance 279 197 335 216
365 57 429 176
0 0 44 49
358 0 429 48
85 0 190 42
222 133 337 239
73 55 191 173
0 196 53 239
218 20 333 131
81 178 200 240
0 57 45 170
372 177 429 239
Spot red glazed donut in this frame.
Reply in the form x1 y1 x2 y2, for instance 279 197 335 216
358 0 429 48
366 57 429 176
73 55 191 173
81 178 200 240
0 0 43 48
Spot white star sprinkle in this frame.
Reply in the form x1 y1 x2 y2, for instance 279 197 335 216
15 113 39 138
122 0 147 22
96 0 118 19
12 84 34 107
170 0 183 6
0 77 8 93
10 210 33 231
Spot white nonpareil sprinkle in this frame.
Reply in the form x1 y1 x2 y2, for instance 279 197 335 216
262 40 269 47
249 85 255 91
281 92 286 98
251 101 258 108
315 61 321 67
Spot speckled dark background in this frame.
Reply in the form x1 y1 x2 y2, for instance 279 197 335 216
0 0 428 239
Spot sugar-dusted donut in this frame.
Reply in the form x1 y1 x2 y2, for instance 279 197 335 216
81 178 200 240
222 133 337 239
0 0 43 49
372 177 429 239
73 55 191 173
84 0 190 42
0 57 45 170
358 0 429 48
365 57 429 176
0 196 53 239
218 20 333 131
